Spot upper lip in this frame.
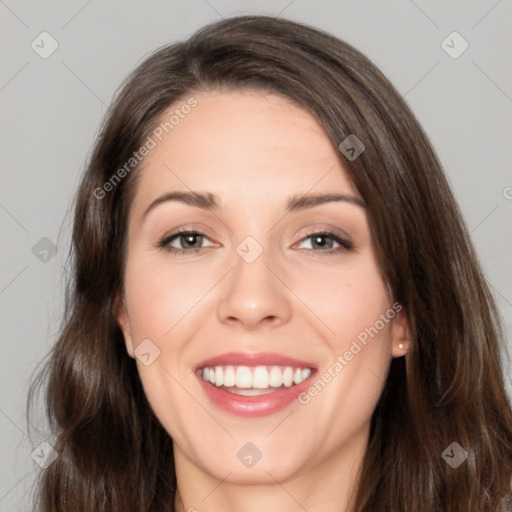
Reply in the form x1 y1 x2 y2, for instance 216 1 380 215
195 352 316 370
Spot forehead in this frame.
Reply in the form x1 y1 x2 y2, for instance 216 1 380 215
131 89 359 213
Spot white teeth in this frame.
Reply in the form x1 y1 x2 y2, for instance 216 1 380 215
236 366 253 388
253 366 269 388
200 364 313 389
215 366 223 387
283 367 294 387
269 366 283 387
224 365 236 387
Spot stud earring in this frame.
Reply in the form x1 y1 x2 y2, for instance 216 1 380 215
398 343 404 350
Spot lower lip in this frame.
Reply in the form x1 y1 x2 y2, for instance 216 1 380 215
197 373 314 417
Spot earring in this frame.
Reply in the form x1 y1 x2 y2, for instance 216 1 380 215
398 343 404 350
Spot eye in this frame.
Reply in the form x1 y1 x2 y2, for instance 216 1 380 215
158 229 215 255
157 228 353 256
295 230 353 254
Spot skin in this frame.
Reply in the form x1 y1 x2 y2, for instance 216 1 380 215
117 89 411 512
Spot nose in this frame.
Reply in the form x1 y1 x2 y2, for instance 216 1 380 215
216 247 293 331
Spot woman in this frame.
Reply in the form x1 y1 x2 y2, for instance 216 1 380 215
27 14 512 512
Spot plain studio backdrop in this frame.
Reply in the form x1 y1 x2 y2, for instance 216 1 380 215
1 1 511 510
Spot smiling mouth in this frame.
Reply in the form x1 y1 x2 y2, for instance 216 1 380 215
197 365 313 396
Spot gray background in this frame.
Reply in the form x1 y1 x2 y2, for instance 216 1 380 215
1 1 511 509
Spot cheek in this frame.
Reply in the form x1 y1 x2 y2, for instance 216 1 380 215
122 255 209 442
288 255 391 348
290 255 393 409
123 254 219 341
124 246 390 355
121 245 395 474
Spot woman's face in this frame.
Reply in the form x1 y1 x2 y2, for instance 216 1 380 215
117 89 409 488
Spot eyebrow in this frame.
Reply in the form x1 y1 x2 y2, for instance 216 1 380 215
142 190 365 219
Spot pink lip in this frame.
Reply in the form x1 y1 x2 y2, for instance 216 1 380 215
195 352 316 418
195 351 316 371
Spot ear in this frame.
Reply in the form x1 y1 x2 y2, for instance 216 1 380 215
115 292 135 358
390 305 412 358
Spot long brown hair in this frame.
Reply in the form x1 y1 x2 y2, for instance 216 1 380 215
27 14 512 511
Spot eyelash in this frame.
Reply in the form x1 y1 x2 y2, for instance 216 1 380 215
157 228 353 256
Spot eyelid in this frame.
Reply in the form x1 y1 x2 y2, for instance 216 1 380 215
158 227 218 250
290 224 352 245
159 223 217 241
158 223 354 255
292 228 353 252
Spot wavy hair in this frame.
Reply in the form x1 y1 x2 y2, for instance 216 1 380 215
27 14 512 511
